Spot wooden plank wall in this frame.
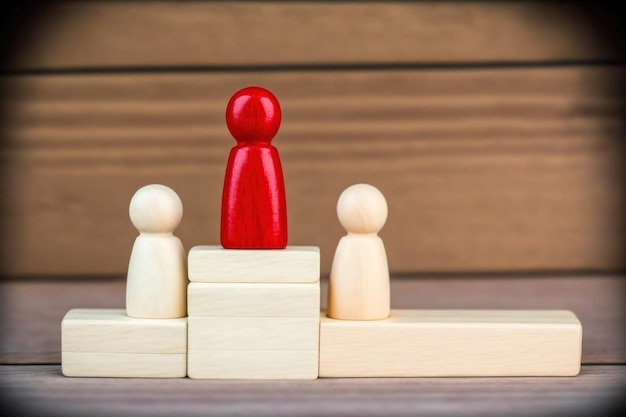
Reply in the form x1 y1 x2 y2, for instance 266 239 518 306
1 1 624 276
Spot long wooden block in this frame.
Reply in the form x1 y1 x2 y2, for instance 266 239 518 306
187 349 318 380
62 309 187 354
62 309 187 378
188 282 320 317
188 246 320 283
319 310 582 377
188 317 319 351
62 352 186 378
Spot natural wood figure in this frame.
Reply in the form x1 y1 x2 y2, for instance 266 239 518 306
328 184 390 320
220 86 287 249
126 184 187 318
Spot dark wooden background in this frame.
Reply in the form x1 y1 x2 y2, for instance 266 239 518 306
0 2 624 415
1 1 624 276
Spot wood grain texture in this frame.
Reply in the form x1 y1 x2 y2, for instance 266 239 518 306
9 2 618 70
61 352 186 378
188 282 320 317
188 349 318 380
62 309 187 354
61 309 187 378
1 365 623 416
188 317 319 351
0 276 623 365
320 310 581 377
2 67 624 275
188 246 320 283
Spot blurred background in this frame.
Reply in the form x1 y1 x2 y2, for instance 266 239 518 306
0 0 624 369
1 1 624 277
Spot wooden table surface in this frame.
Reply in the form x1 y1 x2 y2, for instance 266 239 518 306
1 365 624 417
1 275 624 415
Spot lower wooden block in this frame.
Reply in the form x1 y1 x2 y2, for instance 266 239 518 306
61 308 187 378
319 309 582 377
188 316 319 351
62 352 186 378
187 349 318 379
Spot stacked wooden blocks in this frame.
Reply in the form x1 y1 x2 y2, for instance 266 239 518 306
62 309 187 378
187 246 321 379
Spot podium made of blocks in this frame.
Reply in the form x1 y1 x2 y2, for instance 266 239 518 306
187 246 320 379
60 84 584 380
61 238 582 380
62 246 321 379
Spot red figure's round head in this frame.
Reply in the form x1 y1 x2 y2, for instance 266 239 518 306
226 87 282 144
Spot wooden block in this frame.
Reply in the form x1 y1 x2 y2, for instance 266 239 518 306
62 308 187 378
188 317 319 351
62 309 187 354
188 282 320 317
188 246 320 283
62 352 186 378
187 349 318 379
319 310 582 377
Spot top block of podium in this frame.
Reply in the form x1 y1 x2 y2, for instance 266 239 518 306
188 246 320 283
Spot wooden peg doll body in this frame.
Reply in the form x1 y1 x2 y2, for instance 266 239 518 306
328 184 391 320
221 87 287 249
126 184 187 318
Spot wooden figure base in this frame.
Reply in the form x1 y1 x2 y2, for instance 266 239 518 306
62 309 187 378
187 246 320 283
319 309 582 377
188 349 318 380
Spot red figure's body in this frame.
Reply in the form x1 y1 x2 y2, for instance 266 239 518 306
221 87 287 249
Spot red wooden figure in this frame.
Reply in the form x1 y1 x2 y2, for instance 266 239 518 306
220 86 288 249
